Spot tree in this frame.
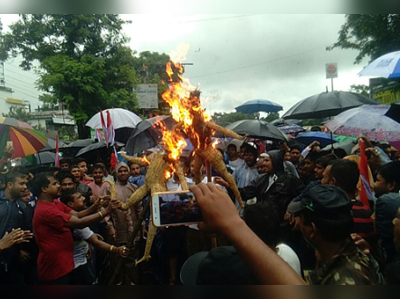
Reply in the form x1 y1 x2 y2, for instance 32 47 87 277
328 14 400 64
212 112 255 125
260 112 280 123
131 51 171 114
2 106 30 122
0 14 142 138
349 84 370 98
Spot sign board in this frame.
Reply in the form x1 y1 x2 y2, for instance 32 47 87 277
134 84 159 109
326 63 338 79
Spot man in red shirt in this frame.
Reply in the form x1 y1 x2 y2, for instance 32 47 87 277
32 173 120 285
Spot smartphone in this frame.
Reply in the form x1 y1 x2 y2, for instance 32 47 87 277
6 141 13 147
152 190 203 227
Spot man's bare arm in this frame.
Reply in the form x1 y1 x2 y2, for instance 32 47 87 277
190 183 307 287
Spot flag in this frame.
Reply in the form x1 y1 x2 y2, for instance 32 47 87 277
100 110 115 147
95 129 104 141
359 139 372 208
55 135 60 167
110 146 119 170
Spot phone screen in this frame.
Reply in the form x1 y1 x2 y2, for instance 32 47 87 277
155 191 202 226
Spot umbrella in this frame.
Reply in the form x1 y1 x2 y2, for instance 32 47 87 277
325 104 400 142
225 120 289 142
0 117 47 158
40 137 67 152
270 118 300 126
385 100 400 123
235 99 283 114
321 139 358 156
295 132 337 148
278 124 306 135
76 141 108 157
67 139 94 148
125 115 177 154
282 91 377 120
75 141 111 163
115 127 135 144
358 51 400 79
86 108 142 130
22 152 57 166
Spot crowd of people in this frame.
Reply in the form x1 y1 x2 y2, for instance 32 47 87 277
0 133 400 285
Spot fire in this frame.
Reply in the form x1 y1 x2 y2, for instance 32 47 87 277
161 44 213 153
156 121 187 162
211 139 220 149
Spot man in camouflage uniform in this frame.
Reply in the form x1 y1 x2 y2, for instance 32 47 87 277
288 184 379 285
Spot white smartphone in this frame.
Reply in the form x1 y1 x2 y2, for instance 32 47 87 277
152 190 203 227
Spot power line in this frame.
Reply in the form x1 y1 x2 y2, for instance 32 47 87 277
3 83 42 100
190 46 325 79
5 74 39 91
5 78 41 94
4 62 38 80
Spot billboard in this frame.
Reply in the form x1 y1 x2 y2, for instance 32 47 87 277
134 84 159 109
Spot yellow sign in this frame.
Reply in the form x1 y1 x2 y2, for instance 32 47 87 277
6 98 24 105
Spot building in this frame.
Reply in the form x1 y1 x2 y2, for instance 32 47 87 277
27 105 77 140
0 86 31 116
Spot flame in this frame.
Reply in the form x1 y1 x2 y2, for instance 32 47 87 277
156 121 187 162
165 171 172 180
211 139 220 149
161 44 214 155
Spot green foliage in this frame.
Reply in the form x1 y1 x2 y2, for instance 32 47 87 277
260 112 280 123
349 84 370 97
328 14 400 64
212 111 280 125
212 112 255 125
0 14 145 138
2 107 30 122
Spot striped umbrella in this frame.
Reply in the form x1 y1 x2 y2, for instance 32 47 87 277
0 117 48 158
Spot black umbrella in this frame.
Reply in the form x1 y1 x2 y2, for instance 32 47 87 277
225 120 289 141
115 127 135 144
76 141 107 156
40 137 67 152
22 152 56 166
63 139 94 158
270 118 300 127
68 139 94 148
75 141 110 163
282 91 377 120
125 116 177 155
385 100 400 123
321 139 358 156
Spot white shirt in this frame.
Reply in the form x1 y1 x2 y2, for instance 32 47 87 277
73 227 94 269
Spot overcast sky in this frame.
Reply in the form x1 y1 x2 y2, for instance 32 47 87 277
0 14 371 117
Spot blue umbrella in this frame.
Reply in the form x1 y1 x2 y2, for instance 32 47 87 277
358 51 400 79
235 99 283 114
295 131 337 148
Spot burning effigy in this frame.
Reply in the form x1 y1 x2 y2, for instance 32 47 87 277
120 45 246 264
